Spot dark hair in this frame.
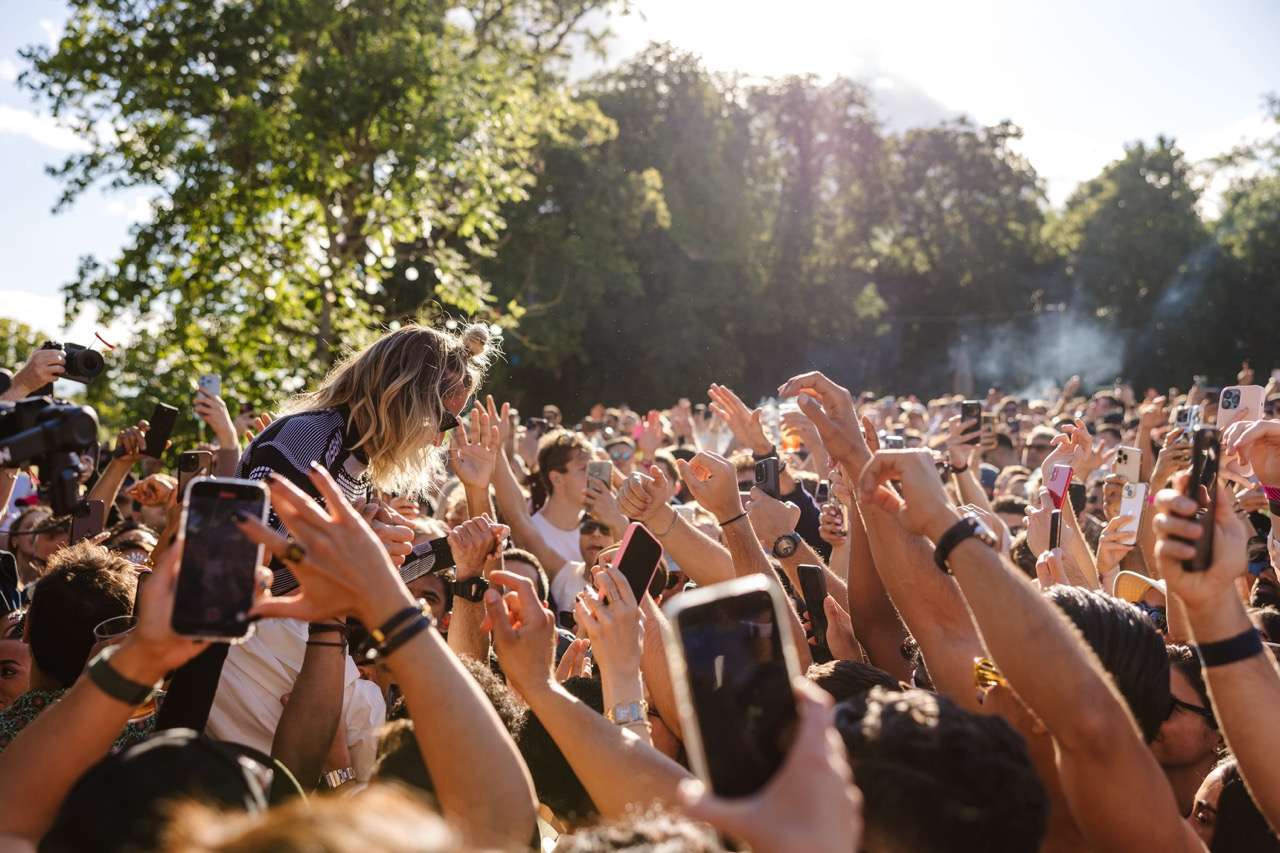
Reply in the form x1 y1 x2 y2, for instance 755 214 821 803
1009 530 1037 580
652 449 680 485
536 430 592 497
1047 586 1170 742
27 542 135 686
806 659 898 702
1248 607 1280 644
1212 759 1280 852
375 657 526 797
40 729 271 853
517 675 601 824
992 496 1028 516
502 547 549 603
1167 644 1217 730
835 688 1047 852
552 807 724 852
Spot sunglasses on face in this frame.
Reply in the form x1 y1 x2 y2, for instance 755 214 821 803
579 521 611 536
1166 695 1215 726
438 395 477 434
608 448 634 461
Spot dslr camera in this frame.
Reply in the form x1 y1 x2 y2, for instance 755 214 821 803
0 396 99 516
40 341 105 386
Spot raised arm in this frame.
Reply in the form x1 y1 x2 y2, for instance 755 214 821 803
859 449 1199 853
0 540 215 839
616 465 735 587
452 402 501 520
241 468 536 850
87 421 148 510
444 516 507 664
270 623 346 790
488 568 692 818
1154 421 1280 834
193 390 241 476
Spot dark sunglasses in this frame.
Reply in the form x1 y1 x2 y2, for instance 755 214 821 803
439 395 477 434
579 520 611 536
1167 695 1215 726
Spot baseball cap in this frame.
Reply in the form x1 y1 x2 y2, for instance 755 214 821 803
1112 571 1167 604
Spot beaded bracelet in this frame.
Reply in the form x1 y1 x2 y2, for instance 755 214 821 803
375 614 433 659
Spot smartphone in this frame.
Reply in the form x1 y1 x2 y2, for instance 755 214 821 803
172 478 268 640
526 417 549 436
613 522 664 603
198 374 222 398
1217 384 1264 431
1113 445 1141 482
70 499 106 544
814 480 831 505
177 450 214 496
1068 482 1087 515
663 574 801 797
1118 483 1147 545
587 460 612 489
1180 426 1220 573
883 435 906 450
398 536 456 586
960 400 982 445
1046 464 1073 508
143 403 179 459
754 457 781 500
797 564 830 661
1173 406 1191 430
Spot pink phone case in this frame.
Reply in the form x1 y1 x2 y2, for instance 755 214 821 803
1047 464 1073 509
612 522 664 568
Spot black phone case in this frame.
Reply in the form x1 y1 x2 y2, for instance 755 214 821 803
144 403 179 459
797 564 830 658
1181 427 1220 573
755 458 781 500
961 402 982 445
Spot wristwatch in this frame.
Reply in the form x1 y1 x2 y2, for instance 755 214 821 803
772 532 801 559
322 767 355 789
87 646 160 706
606 699 649 726
933 515 998 574
455 576 490 604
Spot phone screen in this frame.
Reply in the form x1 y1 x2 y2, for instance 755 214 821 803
172 479 267 638
675 586 797 796
615 523 663 603
144 403 179 459
960 401 982 445
1182 427 1219 573
814 481 831 505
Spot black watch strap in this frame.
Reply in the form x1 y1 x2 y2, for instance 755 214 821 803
752 447 779 462
933 517 979 574
87 646 158 706
455 576 490 603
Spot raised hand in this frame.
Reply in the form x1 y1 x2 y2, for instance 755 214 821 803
1152 472 1250 613
745 488 802 549
818 500 848 545
1095 514 1135 576
584 477 628 536
555 637 591 683
637 410 665 459
238 464 414 627
486 395 513 449
856 449 957 540
676 451 743 524
1151 430 1193 490
617 465 674 527
357 500 415 567
484 569 557 701
242 412 274 445
1224 419 1280 487
113 421 149 462
708 384 771 456
574 564 644 686
452 405 501 488
945 415 980 468
448 515 508 580
823 595 861 662
193 389 237 448
9 347 66 397
777 372 868 471
678 679 863 853
1024 490 1053 556
126 473 177 508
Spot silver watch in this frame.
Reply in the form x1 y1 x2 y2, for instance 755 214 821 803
322 767 355 789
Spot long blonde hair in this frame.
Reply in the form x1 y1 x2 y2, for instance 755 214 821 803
286 322 496 497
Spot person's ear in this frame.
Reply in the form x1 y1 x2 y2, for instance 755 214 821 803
548 469 563 491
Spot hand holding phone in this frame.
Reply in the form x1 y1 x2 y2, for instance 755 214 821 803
754 457 781 500
172 478 268 640
960 400 982 445
1178 427 1220 573
177 450 214 496
198 374 222 398
1113 445 1141 483
797 564 831 663
1118 483 1146 545
663 574 801 797
613 522 664 603
587 460 613 490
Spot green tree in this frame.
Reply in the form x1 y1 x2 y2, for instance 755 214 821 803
0 319 52 381
21 0 623 437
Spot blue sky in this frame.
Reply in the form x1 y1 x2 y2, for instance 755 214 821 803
1 0 1277 339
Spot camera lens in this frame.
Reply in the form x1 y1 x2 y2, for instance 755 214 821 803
69 348 105 378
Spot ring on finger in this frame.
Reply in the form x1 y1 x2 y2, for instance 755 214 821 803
283 539 307 563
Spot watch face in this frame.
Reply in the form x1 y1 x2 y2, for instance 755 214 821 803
773 534 798 558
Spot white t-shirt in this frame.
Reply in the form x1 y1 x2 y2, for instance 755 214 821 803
549 561 589 620
207 617 386 781
530 509 582 566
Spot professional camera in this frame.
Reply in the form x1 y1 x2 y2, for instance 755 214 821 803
0 397 99 516
40 341 105 386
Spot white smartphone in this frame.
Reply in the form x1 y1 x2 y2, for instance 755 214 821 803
1217 384 1264 431
586 460 612 488
1113 445 1141 483
198 374 222 398
1118 482 1147 546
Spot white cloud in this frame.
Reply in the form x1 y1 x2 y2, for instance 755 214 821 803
0 105 89 152
105 195 155 223
0 58 18 83
38 18 62 50
0 289 133 351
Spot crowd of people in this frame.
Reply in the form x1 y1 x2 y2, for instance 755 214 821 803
0 323 1279 852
